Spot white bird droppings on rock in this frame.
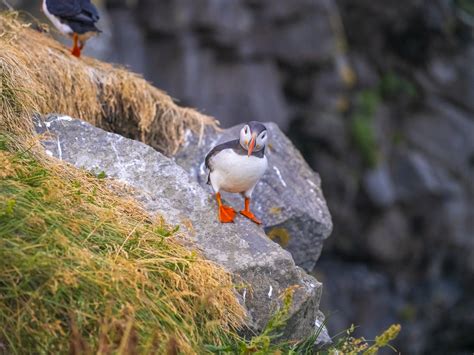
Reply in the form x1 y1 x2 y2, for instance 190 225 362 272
273 166 287 187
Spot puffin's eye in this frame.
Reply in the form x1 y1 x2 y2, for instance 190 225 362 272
261 132 266 139
244 127 248 134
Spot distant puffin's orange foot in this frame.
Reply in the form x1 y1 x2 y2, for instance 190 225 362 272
71 33 81 57
71 46 81 57
240 210 262 225
219 205 236 223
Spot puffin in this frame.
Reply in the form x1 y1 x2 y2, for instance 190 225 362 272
205 121 268 224
42 0 101 57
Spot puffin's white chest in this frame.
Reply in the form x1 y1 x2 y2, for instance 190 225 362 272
210 149 268 194
42 0 73 35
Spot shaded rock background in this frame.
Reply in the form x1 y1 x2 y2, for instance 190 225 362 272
10 0 474 353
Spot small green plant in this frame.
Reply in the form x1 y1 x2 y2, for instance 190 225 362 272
207 287 400 354
323 323 401 355
350 71 418 168
350 90 380 168
379 72 418 99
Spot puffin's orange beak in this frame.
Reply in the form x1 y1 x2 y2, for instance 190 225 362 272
248 134 256 157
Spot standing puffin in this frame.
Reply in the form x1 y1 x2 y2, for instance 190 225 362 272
42 0 100 57
205 121 268 224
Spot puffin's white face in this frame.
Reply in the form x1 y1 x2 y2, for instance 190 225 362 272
239 124 268 156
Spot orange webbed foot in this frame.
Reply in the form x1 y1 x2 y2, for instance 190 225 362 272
219 205 236 223
71 47 81 57
240 197 262 224
240 209 262 225
71 33 81 57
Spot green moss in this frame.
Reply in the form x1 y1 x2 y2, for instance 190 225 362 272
350 90 380 168
267 227 291 248
350 71 418 168
380 72 418 99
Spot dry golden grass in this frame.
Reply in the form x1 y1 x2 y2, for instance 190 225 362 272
0 11 217 155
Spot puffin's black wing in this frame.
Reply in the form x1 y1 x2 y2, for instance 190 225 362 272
80 0 100 22
46 0 81 17
205 139 241 184
46 0 100 34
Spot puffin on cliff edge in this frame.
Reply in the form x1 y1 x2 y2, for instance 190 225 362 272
42 0 100 57
205 121 268 224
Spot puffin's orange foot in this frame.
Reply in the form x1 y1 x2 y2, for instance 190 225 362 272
71 33 81 57
219 205 236 223
71 46 81 57
240 210 262 225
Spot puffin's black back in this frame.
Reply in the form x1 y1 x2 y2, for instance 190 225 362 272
46 0 100 34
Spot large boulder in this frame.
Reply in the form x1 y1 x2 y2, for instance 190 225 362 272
34 115 330 343
175 123 333 271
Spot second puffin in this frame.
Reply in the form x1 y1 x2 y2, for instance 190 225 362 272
42 0 100 57
205 121 268 224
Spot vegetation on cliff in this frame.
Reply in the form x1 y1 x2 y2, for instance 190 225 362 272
0 11 215 156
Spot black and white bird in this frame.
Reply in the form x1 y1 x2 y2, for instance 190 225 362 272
205 121 268 224
42 0 100 57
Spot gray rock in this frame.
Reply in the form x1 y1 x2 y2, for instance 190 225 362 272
192 0 253 44
193 62 288 129
350 53 380 88
268 13 334 65
363 164 396 208
404 98 474 190
311 67 347 112
145 40 289 129
315 259 401 345
34 115 328 342
426 46 474 112
246 0 326 22
175 122 333 271
392 150 460 202
366 209 411 263
137 0 194 33
106 8 146 75
138 0 253 38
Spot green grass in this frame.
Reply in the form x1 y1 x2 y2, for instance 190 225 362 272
0 135 245 354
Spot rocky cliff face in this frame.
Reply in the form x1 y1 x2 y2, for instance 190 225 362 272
35 115 332 345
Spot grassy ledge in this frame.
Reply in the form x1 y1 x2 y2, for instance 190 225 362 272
0 11 216 156
0 136 245 354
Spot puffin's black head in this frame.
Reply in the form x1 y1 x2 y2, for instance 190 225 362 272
239 121 268 156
